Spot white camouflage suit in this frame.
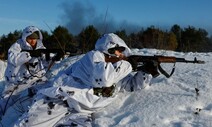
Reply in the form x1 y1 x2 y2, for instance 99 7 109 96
14 33 152 127
4 26 47 86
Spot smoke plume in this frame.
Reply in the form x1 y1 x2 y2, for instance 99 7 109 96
60 1 141 35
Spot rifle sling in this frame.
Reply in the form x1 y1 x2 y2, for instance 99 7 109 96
158 63 176 78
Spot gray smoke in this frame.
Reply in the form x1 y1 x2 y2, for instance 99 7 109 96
59 1 141 35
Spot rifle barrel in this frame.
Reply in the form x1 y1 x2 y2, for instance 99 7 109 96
175 57 205 64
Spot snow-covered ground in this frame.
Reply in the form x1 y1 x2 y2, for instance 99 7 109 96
0 48 211 127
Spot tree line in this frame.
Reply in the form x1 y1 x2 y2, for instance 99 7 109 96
0 24 212 60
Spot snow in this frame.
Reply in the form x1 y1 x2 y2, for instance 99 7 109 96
0 48 211 127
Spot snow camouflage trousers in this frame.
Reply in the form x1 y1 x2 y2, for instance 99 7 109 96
0 77 51 126
14 94 93 127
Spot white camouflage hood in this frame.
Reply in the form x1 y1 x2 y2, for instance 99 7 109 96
21 26 43 49
95 33 132 56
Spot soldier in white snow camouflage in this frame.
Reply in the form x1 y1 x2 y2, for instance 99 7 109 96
5 26 47 86
14 33 153 127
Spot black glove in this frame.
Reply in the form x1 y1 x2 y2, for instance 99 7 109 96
52 51 64 61
127 57 138 71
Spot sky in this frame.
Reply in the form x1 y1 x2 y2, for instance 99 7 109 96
0 0 212 36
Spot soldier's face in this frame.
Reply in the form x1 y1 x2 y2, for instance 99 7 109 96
26 38 37 48
114 50 125 58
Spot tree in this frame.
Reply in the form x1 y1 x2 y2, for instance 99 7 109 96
77 25 100 53
135 28 145 48
171 24 182 51
141 26 164 49
0 30 22 59
128 33 141 48
181 26 209 52
45 26 74 51
166 32 178 50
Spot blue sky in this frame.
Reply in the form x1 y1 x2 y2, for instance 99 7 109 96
0 0 212 36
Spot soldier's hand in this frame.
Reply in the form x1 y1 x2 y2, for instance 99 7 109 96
52 51 64 61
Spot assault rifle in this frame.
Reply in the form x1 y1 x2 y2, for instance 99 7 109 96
105 54 205 78
22 48 80 61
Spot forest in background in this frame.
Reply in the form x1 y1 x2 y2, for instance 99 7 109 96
0 24 212 60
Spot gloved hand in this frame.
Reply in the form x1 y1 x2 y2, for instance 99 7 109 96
127 56 138 71
52 51 64 61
